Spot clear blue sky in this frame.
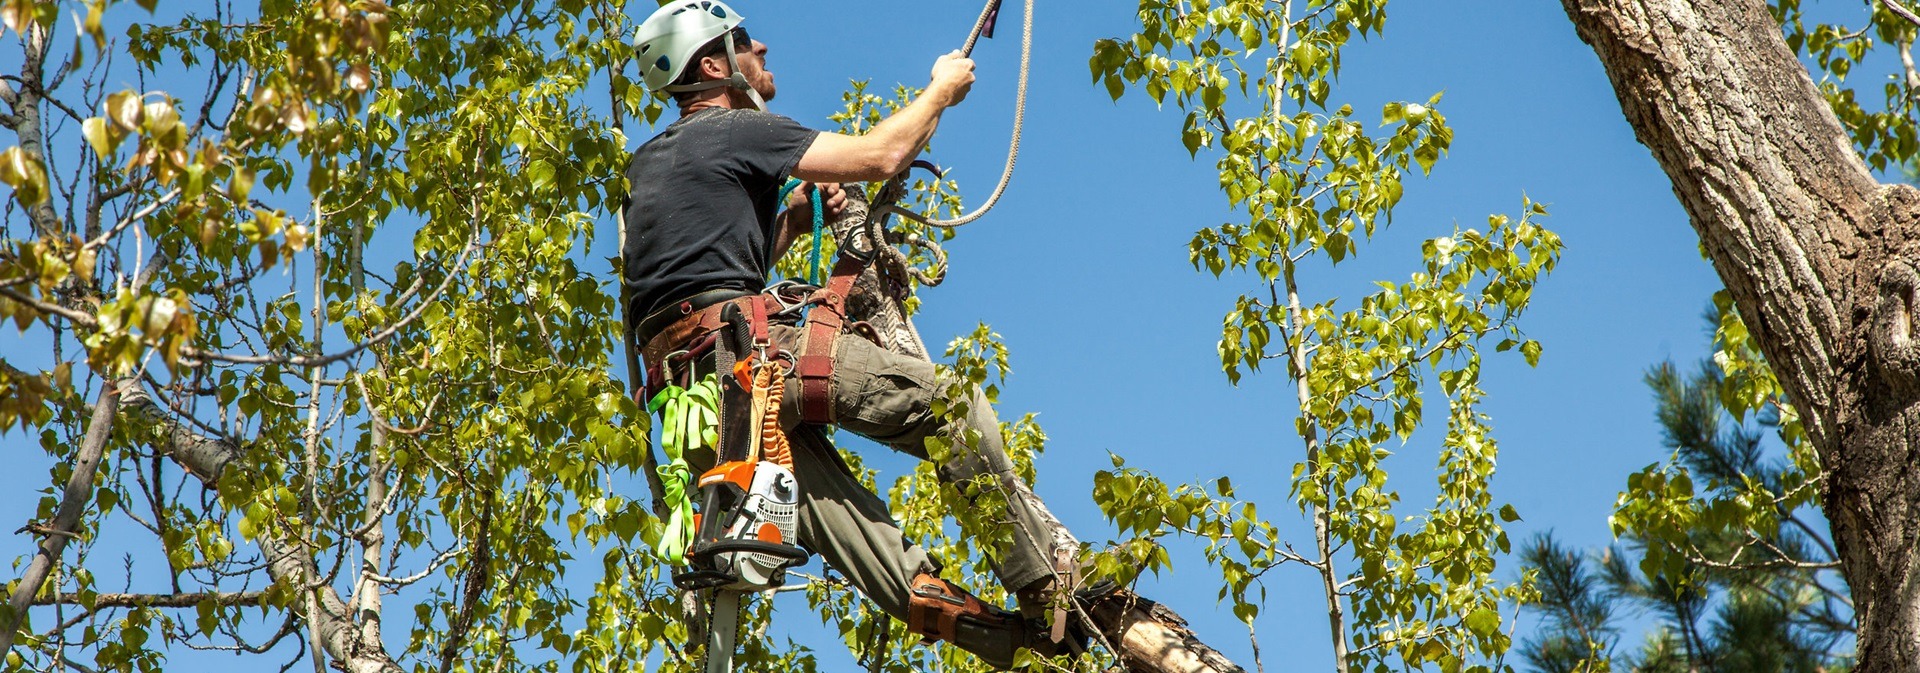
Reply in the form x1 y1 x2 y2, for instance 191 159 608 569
1 0 1795 669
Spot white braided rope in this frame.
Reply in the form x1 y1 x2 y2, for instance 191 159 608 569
920 0 1033 228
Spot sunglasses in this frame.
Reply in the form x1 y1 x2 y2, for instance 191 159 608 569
727 26 751 50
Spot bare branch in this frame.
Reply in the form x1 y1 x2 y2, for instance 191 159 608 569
1883 0 1920 28
0 380 125 653
31 590 269 608
84 188 181 251
364 546 465 587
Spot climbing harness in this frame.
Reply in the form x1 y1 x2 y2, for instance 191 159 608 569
671 303 809 673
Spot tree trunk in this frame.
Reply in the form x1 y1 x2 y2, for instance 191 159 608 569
1561 1 1920 669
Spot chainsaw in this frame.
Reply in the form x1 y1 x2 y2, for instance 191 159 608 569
670 302 809 673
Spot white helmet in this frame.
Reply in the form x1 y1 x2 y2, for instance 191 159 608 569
633 0 765 109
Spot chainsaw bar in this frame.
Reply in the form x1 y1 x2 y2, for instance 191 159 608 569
701 589 742 673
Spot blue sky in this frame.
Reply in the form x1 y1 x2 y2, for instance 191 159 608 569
2 0 1838 669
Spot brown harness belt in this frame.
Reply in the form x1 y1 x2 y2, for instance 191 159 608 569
637 257 867 426
792 255 866 424
636 291 779 397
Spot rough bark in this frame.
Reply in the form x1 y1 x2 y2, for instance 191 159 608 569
122 391 403 673
832 187 1247 673
1561 1 1920 669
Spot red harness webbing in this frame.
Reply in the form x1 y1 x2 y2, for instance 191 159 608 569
795 254 868 424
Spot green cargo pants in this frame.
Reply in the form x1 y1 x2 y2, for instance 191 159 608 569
762 323 1057 668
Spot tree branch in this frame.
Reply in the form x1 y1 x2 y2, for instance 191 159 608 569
1882 0 1920 28
119 389 404 673
31 590 269 608
0 380 124 653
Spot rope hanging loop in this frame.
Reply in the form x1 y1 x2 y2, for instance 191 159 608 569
878 0 1033 230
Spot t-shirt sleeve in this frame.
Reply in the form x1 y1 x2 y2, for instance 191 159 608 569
730 112 821 189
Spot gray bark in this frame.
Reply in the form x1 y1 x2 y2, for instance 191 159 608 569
0 382 121 653
123 391 403 673
1562 1 1920 669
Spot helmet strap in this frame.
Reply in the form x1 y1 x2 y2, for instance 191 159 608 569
661 30 765 111
720 31 767 111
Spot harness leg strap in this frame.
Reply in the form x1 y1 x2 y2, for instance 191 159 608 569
795 254 868 425
906 573 1009 644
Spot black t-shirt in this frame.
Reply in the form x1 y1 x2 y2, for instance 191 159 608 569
622 108 821 325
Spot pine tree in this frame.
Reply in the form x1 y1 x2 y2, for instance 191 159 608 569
1520 319 1854 673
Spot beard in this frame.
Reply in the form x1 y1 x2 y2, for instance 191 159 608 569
754 72 777 102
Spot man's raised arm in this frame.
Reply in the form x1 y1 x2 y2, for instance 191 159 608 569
792 51 975 184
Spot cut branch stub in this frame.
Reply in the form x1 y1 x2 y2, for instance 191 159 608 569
1872 255 1920 395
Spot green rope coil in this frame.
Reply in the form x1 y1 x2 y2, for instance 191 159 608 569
646 374 720 565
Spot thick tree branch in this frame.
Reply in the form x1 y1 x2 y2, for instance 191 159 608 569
0 381 123 653
4 22 67 239
31 590 269 608
1563 0 1871 448
1563 1 1920 671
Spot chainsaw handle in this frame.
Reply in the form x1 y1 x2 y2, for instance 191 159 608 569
691 538 809 563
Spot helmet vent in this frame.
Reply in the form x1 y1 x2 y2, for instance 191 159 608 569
639 43 651 54
655 55 671 72
709 5 726 18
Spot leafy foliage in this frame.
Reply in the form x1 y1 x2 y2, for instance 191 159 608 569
0 0 1072 671
1770 0 1920 175
1092 1 1560 671
2 1 650 671
1520 308 1852 673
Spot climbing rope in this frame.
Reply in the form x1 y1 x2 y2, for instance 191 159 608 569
777 178 830 287
808 186 825 285
874 0 1032 230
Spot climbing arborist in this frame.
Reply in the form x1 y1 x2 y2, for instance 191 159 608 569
621 1 1093 668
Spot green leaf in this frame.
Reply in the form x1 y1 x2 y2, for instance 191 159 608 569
0 146 48 206
82 117 116 158
1520 339 1542 367
1414 144 1439 175
1464 608 1499 636
528 159 556 192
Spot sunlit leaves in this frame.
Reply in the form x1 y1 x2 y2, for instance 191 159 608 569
1772 0 1920 174
1100 1 1557 669
0 147 49 206
1608 302 1826 623
6 0 656 670
0 0 54 36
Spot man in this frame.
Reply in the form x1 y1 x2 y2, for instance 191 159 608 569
621 2 1087 668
